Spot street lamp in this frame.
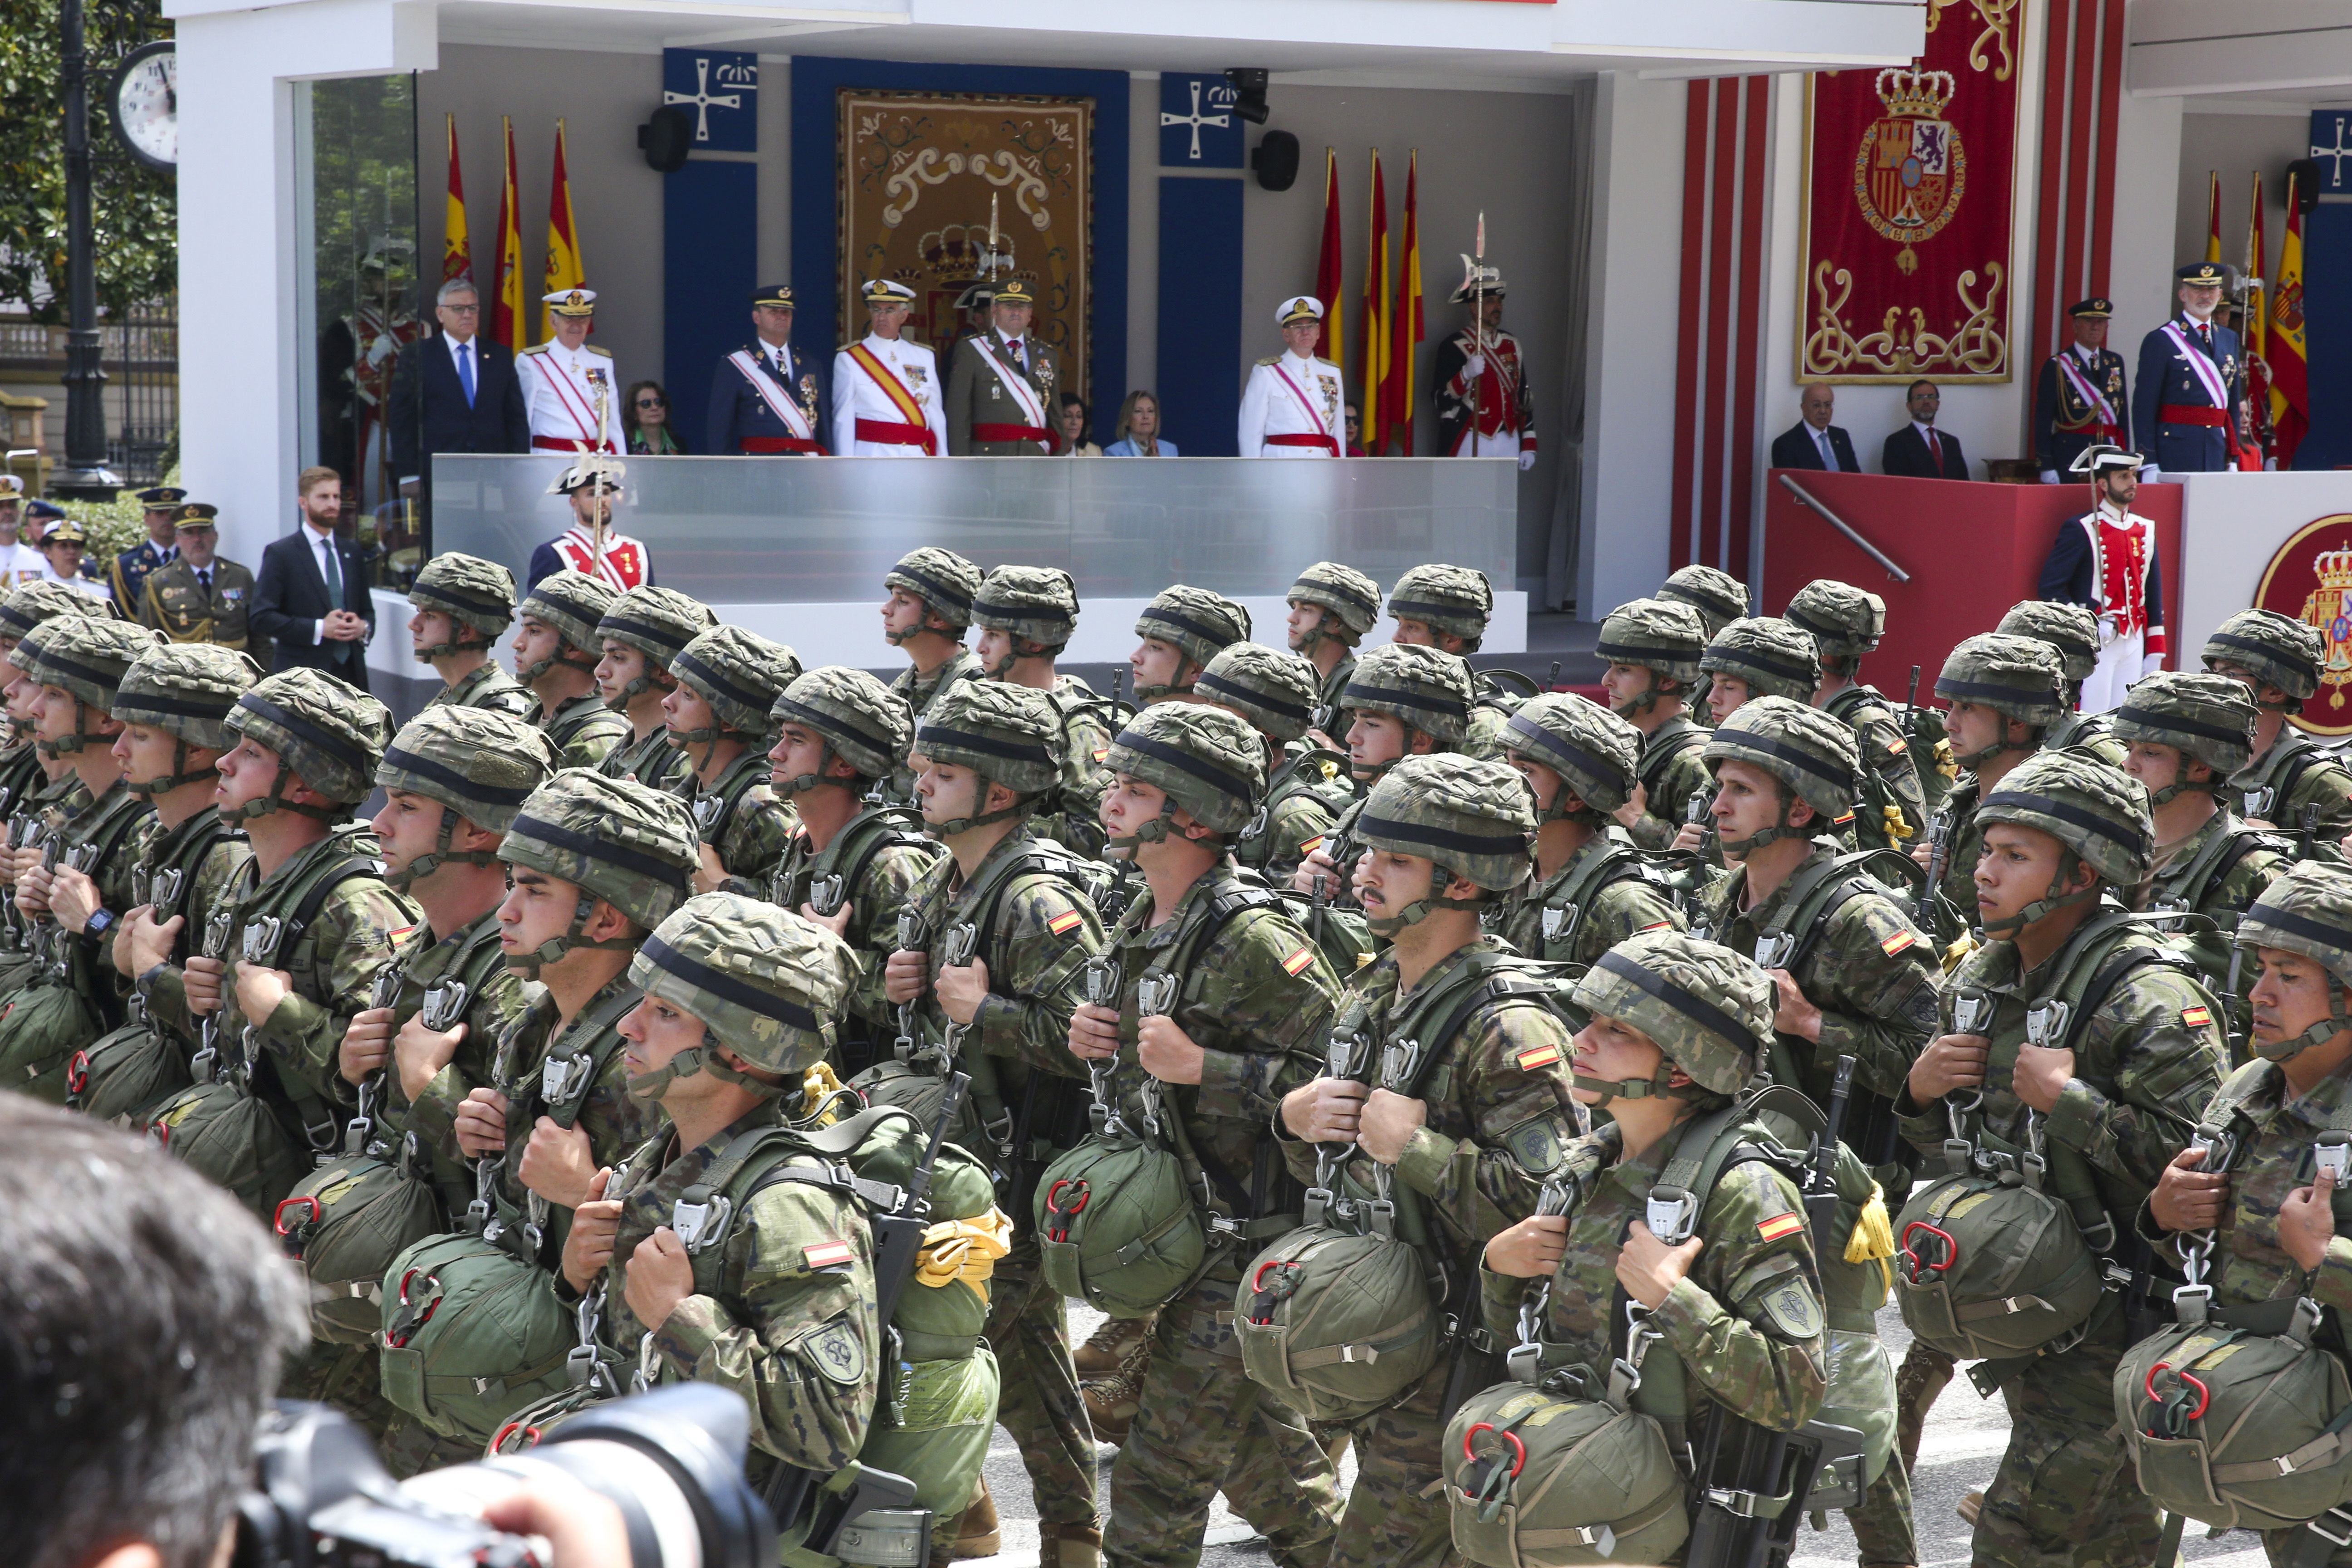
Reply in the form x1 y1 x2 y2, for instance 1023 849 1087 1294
52 0 122 500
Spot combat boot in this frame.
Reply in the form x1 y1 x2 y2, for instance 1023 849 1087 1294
943 1477 1000 1560
1037 1521 1103 1568
1074 1311 1155 1377
1082 1356 1146 1446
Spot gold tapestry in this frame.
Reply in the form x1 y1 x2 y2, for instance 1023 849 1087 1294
838 89 1094 405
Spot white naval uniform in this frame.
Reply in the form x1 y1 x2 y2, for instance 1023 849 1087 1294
0 541 45 589
39 564 112 603
830 334 947 458
518 339 622 454
1237 351 1344 457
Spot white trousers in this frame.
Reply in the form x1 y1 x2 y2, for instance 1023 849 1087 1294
2079 629 2145 715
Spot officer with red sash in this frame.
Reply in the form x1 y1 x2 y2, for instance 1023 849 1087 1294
1236 296 1343 457
706 283 825 455
2034 297 2129 483
830 278 946 458
2036 443 2163 713
2131 261 2244 477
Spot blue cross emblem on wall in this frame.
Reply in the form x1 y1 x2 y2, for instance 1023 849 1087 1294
1159 74 1244 169
661 49 758 153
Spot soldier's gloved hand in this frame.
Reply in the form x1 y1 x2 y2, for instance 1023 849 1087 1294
883 949 930 1005
563 1168 619 1293
235 963 294 1029
1485 1213 1568 1278
1137 1015 1205 1085
2011 1043 2074 1114
1617 1218 1703 1309
1292 848 1341 897
2281 1165 2340 1271
521 1117 599 1210
1766 970 1823 1043
15 860 53 916
623 1226 695 1332
2039 470 2060 485
2150 1144 2230 1234
935 954 990 1026
1908 1032 1988 1102
1356 1088 1428 1164
340 1006 395 1086
1611 783 1650 833
799 899 853 938
119 907 179 980
1068 1002 1122 1062
1463 353 1485 380
455 1085 513 1158
396 1015 468 1103
1281 1077 1367 1143
183 954 225 1016
48 865 99 932
1518 450 1536 472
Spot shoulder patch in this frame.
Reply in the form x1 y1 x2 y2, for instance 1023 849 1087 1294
1505 1116 1566 1175
1514 1041 1563 1071
2181 1005 2213 1029
1048 909 1084 937
1093 746 1109 763
1880 929 1917 957
1299 835 1326 857
1639 920 1674 933
1281 945 1316 976
1756 1211 1803 1243
803 1239 855 1270
1759 1278 1825 1340
796 1317 867 1386
1885 736 1908 755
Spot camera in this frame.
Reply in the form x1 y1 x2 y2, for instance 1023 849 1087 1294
232 1384 776 1568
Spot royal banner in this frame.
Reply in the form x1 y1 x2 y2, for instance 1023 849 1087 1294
838 90 1094 405
1798 0 2024 383
2254 514 2352 735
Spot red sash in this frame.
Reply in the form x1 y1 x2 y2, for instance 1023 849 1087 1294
971 422 1056 448
742 436 825 455
2156 405 2228 429
1266 433 1340 455
855 418 935 452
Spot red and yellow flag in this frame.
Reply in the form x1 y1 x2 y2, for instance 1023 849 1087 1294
2204 171 2222 265
1358 151 1391 455
1387 150 1425 455
2245 171 2272 468
491 117 524 352
2270 173 2311 469
540 119 584 342
1314 148 1345 387
442 115 472 285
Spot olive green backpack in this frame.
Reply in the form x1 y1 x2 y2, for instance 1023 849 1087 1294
0 790 152 1101
275 1069 446 1347
377 1214 579 1446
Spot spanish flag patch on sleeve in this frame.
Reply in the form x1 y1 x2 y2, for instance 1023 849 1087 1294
1886 735 1909 755
1300 835 1326 857
1281 946 1316 976
1047 909 1084 937
803 1240 855 1270
1094 747 1109 763
1880 930 1917 957
1756 1212 1804 1243
1514 1042 1563 1071
2181 1005 2214 1029
1639 920 1674 933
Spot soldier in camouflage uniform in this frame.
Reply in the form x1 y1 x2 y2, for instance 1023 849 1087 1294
1073 702 1344 1568
0 583 112 978
1273 752 1584 1568
1480 932 1831 1566
2203 609 2352 851
1290 642 1474 906
1287 560 1383 745
407 552 534 718
1901 750 2227 1568
1657 563 1750 640
1788 578 1933 846
593 585 715 791
1196 641 1351 887
664 624 801 890
1677 617 1822 865
883 547 986 785
1997 599 2128 765
1496 692 1683 969
1387 563 1516 760
1130 584 1250 706
971 564 1117 855
513 569 629 769
1596 597 1714 850
1912 633 2070 950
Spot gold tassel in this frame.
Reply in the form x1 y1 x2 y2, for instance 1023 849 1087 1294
1934 738 1959 783
1939 931 1979 976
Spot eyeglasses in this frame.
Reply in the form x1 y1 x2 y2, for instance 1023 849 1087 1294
635 397 664 410
441 303 481 315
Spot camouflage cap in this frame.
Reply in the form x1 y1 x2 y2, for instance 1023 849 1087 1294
499 768 700 932
0 579 113 640
1699 617 1822 704
1935 632 2067 725
1595 598 1708 686
2238 862 2352 1028
518 568 621 658
971 565 1080 653
14 615 157 712
1134 585 1251 670
1569 932 1768 1097
1502 692 1642 816
1102 702 1265 835
113 642 262 751
1342 642 1474 744
885 547 984 629
671 626 803 735
1287 560 1383 640
2109 671 2259 783
1354 753 1536 893
377 706 560 833
1784 579 1887 662
598 586 719 668
1996 600 2101 685
2203 609 2323 709
914 679 1064 797
226 668 394 805
770 665 912 785
408 552 519 642
630 892 857 1078
1657 565 1751 639
1388 564 1494 646
1703 694 1860 822
1195 642 1323 742
1978 749 2155 888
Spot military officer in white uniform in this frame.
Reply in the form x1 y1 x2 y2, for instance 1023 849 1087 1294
518 287 621 456
1237 295 1343 457
830 278 946 458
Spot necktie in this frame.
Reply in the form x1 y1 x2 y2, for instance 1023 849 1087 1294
197 568 211 592
1008 340 1025 372
1926 428 1942 469
457 342 475 407
1816 429 1835 469
2198 323 2213 353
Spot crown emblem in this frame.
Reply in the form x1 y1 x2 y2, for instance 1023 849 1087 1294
1876 66 1955 119
2314 549 2352 593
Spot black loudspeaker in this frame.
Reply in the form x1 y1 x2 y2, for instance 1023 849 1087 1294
1252 131 1300 192
638 107 693 173
2287 158 2323 214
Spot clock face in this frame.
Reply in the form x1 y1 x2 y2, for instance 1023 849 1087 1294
113 43 176 171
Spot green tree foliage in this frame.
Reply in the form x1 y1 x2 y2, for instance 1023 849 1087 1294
0 0 174 320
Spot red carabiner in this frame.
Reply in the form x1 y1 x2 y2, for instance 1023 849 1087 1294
273 1194 323 1237
492 1420 545 1453
1251 1259 1289 1294
1044 1178 1090 1243
1461 1423 1528 1478
2145 1361 2212 1422
1900 1220 1957 1277
64 1049 90 1097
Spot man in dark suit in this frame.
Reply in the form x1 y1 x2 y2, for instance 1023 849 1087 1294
1881 380 1968 478
1769 382 1862 472
2131 260 2244 475
705 283 826 454
250 466 375 691
387 278 530 519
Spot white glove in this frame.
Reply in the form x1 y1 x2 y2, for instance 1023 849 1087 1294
2038 470 2060 485
2139 464 2161 483
2141 652 2166 677
1463 353 1485 380
1518 451 1536 472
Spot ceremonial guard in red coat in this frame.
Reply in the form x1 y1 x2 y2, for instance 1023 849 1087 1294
1431 264 1535 468
2034 297 2130 482
526 455 653 592
2036 444 2165 713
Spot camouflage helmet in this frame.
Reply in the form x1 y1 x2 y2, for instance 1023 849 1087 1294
1388 564 1494 649
1196 642 1322 743
597 586 720 701
1703 695 1860 847
377 707 559 887
1699 617 1822 705
1502 692 1642 819
628 892 856 1088
1354 755 1535 926
1657 565 1751 639
770 665 912 790
1996 600 2101 686
1134 585 1251 698
225 668 393 813
1784 579 1887 665
0 579 112 641
113 642 260 760
1976 750 2154 931
14 614 157 714
1569 932 1768 1099
2108 671 2258 800
1102 702 1264 843
516 569 620 676
2203 609 2323 711
1287 561 1383 643
1934 633 2067 754
407 552 518 652
2236 862 2352 1061
913 680 1064 831
971 565 1081 664
671 626 802 739
498 769 701 969
884 547 983 633
1342 642 1474 753
1595 598 1708 701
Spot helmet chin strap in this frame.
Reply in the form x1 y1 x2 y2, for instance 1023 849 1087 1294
230 757 342 822
1132 659 1199 707
613 661 677 710
35 699 93 758
627 1029 788 1101
1610 674 1669 720
125 738 216 797
390 803 500 892
774 742 848 799
1105 794 1181 853
2145 754 2215 808
416 627 494 662
1570 1063 1690 1106
671 719 744 776
1953 723 2039 772
1364 861 1484 937
926 771 1026 838
509 889 637 979
2255 975 2352 1063
1718 784 1812 856
519 645 599 683
1978 849 2098 939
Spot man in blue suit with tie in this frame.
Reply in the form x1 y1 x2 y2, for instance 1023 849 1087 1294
388 278 530 522
706 283 827 454
2131 260 2244 476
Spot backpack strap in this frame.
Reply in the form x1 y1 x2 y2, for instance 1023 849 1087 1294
1534 835 1649 958
1639 718 1707 788
2166 820 2283 920
535 982 646 1130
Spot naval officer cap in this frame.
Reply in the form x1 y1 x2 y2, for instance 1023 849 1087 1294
1278 296 1324 328
543 288 598 317
863 278 918 306
750 284 794 309
135 485 188 509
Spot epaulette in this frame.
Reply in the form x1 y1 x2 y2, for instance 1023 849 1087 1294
521 343 552 356
1255 356 1280 368
586 345 613 358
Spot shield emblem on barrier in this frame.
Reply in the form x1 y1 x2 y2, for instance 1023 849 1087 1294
2253 514 2352 735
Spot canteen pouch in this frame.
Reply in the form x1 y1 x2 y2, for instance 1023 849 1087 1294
1032 1131 1206 1318
377 1229 575 1444
1443 1377 1690 1568
0 981 103 1104
1891 1164 2102 1361
70 1018 191 1129
147 1078 307 1219
276 1149 447 1345
1235 1223 1440 1422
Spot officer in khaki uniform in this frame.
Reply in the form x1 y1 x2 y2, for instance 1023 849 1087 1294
945 279 1067 456
140 504 256 648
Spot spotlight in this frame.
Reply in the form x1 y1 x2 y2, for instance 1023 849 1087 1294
1225 69 1270 126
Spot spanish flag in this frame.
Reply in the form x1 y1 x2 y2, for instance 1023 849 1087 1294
2204 171 2221 265
490 118 524 352
442 115 472 285
2244 171 2272 470
1358 150 1390 454
1387 150 1425 455
541 119 584 343
2271 172 2311 470
1314 148 1345 388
